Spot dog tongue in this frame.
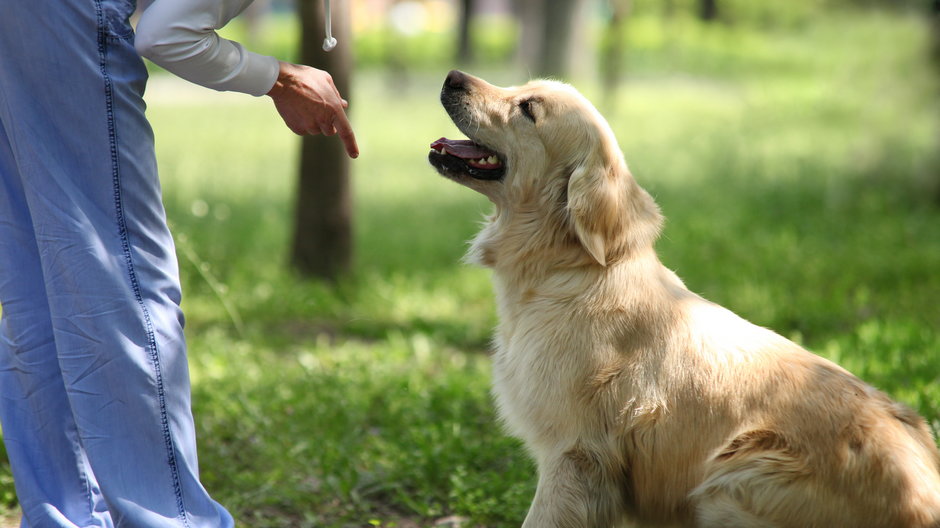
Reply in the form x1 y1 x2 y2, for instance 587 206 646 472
430 138 495 159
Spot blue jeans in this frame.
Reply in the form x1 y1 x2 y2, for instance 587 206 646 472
0 0 234 526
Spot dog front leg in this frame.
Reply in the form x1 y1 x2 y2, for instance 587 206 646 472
522 448 619 528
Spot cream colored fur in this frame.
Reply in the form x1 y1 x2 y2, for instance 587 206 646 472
434 71 940 528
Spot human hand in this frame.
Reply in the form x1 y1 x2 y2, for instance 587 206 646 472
267 61 359 158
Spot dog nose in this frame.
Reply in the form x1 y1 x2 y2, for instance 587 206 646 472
445 70 467 91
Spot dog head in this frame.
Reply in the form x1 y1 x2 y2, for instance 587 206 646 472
429 70 663 268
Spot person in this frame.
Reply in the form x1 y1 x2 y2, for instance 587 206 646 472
0 0 356 525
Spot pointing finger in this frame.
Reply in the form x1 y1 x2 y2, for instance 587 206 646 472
332 110 358 158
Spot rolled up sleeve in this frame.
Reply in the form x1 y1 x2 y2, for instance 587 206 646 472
135 0 279 96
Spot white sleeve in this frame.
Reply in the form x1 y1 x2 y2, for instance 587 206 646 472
135 0 280 97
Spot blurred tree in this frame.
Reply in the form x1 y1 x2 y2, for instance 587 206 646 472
933 0 940 66
601 0 632 104
700 0 718 22
457 0 477 64
292 0 353 280
243 0 272 50
516 0 587 79
933 0 940 205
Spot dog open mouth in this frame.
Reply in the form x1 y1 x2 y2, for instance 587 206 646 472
428 137 506 181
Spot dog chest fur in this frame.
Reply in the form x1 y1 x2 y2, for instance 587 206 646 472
488 251 940 526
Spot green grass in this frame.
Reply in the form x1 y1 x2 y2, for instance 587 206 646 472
2 7 940 527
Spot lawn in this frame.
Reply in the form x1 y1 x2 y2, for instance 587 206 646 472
1 6 939 528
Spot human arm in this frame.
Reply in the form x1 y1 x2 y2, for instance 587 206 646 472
135 0 279 96
135 0 358 158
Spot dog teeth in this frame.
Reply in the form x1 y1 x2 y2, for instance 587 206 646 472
465 156 502 168
431 146 500 168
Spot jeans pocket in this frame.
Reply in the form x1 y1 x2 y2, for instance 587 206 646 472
101 0 137 40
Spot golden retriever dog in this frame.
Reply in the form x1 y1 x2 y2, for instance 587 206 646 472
428 70 940 528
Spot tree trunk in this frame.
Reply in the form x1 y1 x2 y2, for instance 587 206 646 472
291 0 353 280
932 0 940 67
700 0 718 22
243 0 271 50
513 0 542 73
537 0 581 79
601 0 631 104
515 0 596 80
457 0 476 65
933 0 940 205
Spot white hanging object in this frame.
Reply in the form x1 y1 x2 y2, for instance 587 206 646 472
322 0 337 51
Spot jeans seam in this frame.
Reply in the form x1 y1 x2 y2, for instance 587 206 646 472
71 424 95 527
94 1 190 525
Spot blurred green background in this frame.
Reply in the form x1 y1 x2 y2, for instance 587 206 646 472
1 0 939 526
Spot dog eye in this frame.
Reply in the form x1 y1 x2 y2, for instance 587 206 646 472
519 99 536 123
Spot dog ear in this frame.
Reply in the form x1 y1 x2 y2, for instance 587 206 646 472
567 152 662 266
567 154 625 266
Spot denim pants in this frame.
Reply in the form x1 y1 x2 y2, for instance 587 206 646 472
0 0 234 526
